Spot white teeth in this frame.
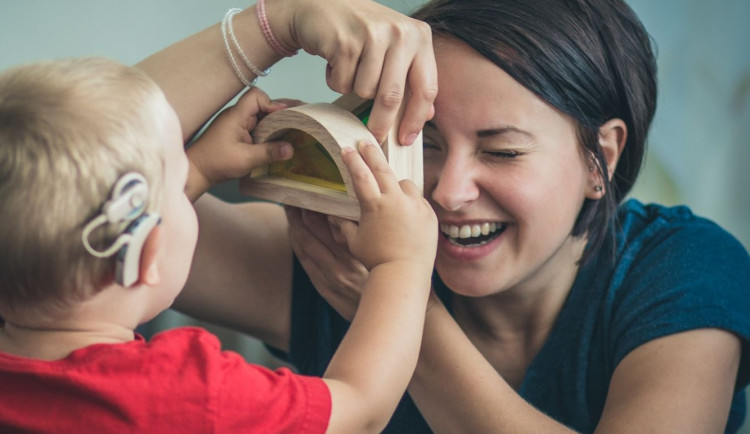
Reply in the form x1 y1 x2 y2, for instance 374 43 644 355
459 225 472 239
441 222 503 239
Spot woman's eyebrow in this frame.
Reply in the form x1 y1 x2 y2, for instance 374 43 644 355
476 125 532 138
423 121 532 140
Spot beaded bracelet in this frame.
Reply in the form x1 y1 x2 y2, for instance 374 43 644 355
221 8 270 87
256 0 298 57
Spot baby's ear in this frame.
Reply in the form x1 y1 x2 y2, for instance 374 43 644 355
138 225 162 286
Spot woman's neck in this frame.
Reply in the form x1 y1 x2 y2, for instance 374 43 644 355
450 236 586 387
456 236 584 334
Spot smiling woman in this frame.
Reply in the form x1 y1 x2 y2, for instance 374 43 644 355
276 0 750 432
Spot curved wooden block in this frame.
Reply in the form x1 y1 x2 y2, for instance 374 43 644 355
239 95 422 221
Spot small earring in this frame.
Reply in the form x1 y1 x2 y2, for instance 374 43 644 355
588 166 595 172
594 185 603 193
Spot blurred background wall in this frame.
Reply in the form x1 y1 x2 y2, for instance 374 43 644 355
2 0 748 428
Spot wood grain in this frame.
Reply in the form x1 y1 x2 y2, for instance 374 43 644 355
239 94 423 220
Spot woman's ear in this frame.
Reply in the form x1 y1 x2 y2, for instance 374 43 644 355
586 118 627 199
598 118 627 182
137 225 162 286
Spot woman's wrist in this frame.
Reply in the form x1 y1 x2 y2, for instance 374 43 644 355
221 6 285 85
257 0 302 56
256 0 299 57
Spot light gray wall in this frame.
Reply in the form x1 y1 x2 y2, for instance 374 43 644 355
627 0 750 253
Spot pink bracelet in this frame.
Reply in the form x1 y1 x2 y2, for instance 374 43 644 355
256 0 298 57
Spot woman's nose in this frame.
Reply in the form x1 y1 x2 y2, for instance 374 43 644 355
429 155 480 212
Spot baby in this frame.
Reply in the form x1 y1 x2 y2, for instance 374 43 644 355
0 57 437 433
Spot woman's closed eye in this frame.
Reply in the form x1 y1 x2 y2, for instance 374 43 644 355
483 149 520 159
477 125 532 161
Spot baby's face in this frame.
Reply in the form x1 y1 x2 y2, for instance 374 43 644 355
149 96 198 314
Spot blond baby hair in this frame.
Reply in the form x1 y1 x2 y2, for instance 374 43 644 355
0 57 168 321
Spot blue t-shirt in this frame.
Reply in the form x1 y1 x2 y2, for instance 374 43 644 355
281 200 750 433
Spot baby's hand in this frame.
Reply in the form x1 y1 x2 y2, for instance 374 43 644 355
185 87 293 201
338 141 437 273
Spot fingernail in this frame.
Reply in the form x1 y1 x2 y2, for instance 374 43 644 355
278 142 293 159
404 133 418 146
341 146 354 155
273 101 288 108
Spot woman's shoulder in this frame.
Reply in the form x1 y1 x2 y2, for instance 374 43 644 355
596 200 750 381
604 199 750 328
615 199 748 260
590 199 750 336
618 198 713 231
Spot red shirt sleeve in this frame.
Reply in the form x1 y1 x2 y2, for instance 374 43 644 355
167 328 332 433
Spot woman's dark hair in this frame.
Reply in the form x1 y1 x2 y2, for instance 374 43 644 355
412 0 657 264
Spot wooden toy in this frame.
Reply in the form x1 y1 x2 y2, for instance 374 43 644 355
238 94 423 220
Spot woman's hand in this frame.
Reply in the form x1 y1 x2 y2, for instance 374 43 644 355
184 87 292 201
286 207 369 321
267 0 438 146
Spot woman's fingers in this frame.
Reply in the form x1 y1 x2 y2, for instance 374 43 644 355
289 0 436 146
285 206 367 321
365 55 408 143
351 42 388 100
325 47 359 95
366 21 434 145
398 48 439 145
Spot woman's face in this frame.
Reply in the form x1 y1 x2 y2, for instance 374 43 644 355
424 37 592 297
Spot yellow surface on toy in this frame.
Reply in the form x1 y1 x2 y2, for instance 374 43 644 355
268 129 346 192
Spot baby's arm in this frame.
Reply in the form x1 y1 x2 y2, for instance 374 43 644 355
320 141 438 433
184 87 292 202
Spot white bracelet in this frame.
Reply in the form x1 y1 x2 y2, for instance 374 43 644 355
221 8 270 87
226 8 270 78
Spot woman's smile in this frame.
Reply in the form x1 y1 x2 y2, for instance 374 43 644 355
437 220 507 261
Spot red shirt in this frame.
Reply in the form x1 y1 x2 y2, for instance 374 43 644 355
0 327 330 433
